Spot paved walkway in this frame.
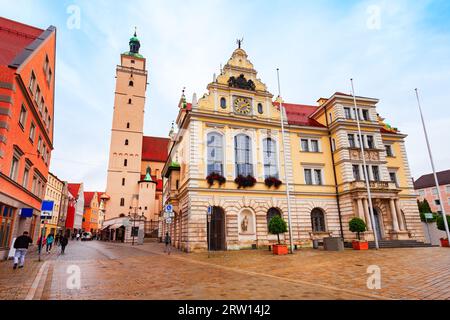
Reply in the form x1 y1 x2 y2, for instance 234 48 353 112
0 241 448 300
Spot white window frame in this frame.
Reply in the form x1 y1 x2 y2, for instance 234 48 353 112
300 137 321 153
303 166 325 185
262 137 279 179
206 131 225 176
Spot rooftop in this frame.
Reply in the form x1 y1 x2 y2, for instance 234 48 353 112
414 170 450 190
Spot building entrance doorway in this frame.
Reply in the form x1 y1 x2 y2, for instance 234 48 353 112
373 209 383 240
207 207 226 251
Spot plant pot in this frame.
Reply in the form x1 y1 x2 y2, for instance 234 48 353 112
272 244 288 255
440 238 449 247
352 240 369 250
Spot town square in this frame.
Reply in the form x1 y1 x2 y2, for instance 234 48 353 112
0 0 449 307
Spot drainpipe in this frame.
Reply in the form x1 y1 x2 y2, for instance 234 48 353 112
324 105 344 239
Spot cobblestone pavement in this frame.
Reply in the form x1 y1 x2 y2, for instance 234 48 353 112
0 241 448 300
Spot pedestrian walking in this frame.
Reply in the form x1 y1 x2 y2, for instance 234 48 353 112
12 231 33 269
164 232 171 255
46 233 54 253
60 234 69 255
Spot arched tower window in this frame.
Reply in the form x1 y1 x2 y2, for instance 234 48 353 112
207 132 224 176
263 138 278 179
235 134 253 176
311 208 326 232
129 80 134 87
220 97 227 109
124 159 128 167
125 139 129 146
128 98 132 104
126 123 130 129
257 103 263 114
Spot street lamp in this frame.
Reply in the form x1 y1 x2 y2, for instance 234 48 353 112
129 205 142 246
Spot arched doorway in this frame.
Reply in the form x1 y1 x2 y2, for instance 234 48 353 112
207 206 226 251
373 208 383 240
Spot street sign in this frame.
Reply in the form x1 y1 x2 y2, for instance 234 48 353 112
207 215 211 223
424 213 434 220
165 204 173 213
169 212 175 218
207 206 212 216
40 200 54 219
166 218 172 224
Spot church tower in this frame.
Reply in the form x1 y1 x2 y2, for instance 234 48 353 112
104 32 148 220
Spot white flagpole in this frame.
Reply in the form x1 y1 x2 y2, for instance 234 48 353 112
350 79 380 250
415 88 450 241
277 68 294 254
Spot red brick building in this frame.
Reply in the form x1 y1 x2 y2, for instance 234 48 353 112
0 17 56 258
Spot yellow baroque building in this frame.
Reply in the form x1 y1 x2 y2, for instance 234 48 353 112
162 45 424 252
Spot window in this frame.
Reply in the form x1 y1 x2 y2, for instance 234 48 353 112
207 132 224 176
366 136 374 149
446 186 450 194
126 122 130 129
301 139 309 152
29 122 36 142
176 180 179 190
124 159 128 167
44 55 49 72
0 205 15 248
220 97 227 109
362 109 370 121
372 166 380 182
257 103 263 114
353 165 361 181
120 198 125 207
344 107 352 119
9 156 19 181
19 105 27 128
389 172 398 187
122 178 125 186
131 60 135 64
128 99 132 104
329 113 333 123
263 138 278 179
418 190 425 197
29 71 36 93
304 169 313 185
311 208 326 232
435 199 441 206
235 134 253 176
35 85 41 104
39 98 44 113
331 139 336 152
22 167 29 188
47 116 51 130
129 81 134 87
267 208 281 226
348 134 356 148
47 68 52 84
432 188 438 195
314 169 323 185
125 139 129 146
310 140 319 152
385 145 393 157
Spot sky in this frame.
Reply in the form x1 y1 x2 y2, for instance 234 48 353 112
2 0 450 191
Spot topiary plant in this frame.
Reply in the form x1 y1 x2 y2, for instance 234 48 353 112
349 217 367 241
268 214 288 244
436 215 450 239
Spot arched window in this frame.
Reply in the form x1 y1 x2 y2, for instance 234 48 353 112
220 97 227 109
257 103 263 114
311 208 326 232
128 98 132 104
207 132 223 176
129 80 134 87
122 178 125 186
235 134 253 176
263 138 278 179
267 208 281 226
124 159 128 167
126 122 130 129
125 139 129 146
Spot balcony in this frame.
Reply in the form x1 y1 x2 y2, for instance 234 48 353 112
350 180 398 191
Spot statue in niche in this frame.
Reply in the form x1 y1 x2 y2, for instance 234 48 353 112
241 214 249 233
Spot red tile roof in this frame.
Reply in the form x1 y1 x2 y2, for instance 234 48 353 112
414 170 450 190
68 183 81 199
274 102 326 128
0 17 43 65
83 192 96 207
142 136 170 162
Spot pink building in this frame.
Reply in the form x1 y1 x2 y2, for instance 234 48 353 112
414 170 450 213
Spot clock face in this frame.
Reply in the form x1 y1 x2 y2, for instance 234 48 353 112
234 97 252 115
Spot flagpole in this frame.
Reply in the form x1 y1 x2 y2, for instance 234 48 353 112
414 88 450 241
350 79 380 250
277 68 294 254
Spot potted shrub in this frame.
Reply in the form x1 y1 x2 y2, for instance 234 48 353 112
436 215 450 247
268 215 288 255
234 175 256 189
206 173 226 187
264 177 282 189
349 217 368 250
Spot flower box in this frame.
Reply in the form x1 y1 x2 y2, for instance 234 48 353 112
440 238 449 247
264 177 282 189
234 175 256 189
272 244 288 255
352 240 369 250
206 173 226 187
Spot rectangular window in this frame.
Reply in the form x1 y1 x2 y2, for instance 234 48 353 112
418 190 425 197
32 176 37 194
19 105 27 128
301 139 309 152
385 145 393 157
9 156 19 181
37 137 42 155
47 68 52 85
435 199 441 206
304 169 313 185
366 136 374 149
22 167 29 188
44 55 49 72
29 71 36 93
35 85 41 104
29 122 36 142
362 109 370 121
344 107 352 119
348 134 356 148
389 172 398 187
120 198 125 207
314 169 323 185
432 188 438 195
372 166 380 182
446 186 450 194
353 165 361 181
310 140 319 152
47 116 51 130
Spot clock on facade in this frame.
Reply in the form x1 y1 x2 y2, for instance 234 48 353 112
234 97 252 115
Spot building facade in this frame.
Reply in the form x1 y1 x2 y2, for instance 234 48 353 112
82 191 99 234
0 17 56 258
103 33 168 238
415 169 450 214
42 172 63 237
162 45 424 252
65 183 84 236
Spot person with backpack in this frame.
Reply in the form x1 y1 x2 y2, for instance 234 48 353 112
46 233 54 253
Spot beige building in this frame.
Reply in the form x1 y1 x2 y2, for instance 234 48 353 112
103 33 168 239
42 172 64 237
